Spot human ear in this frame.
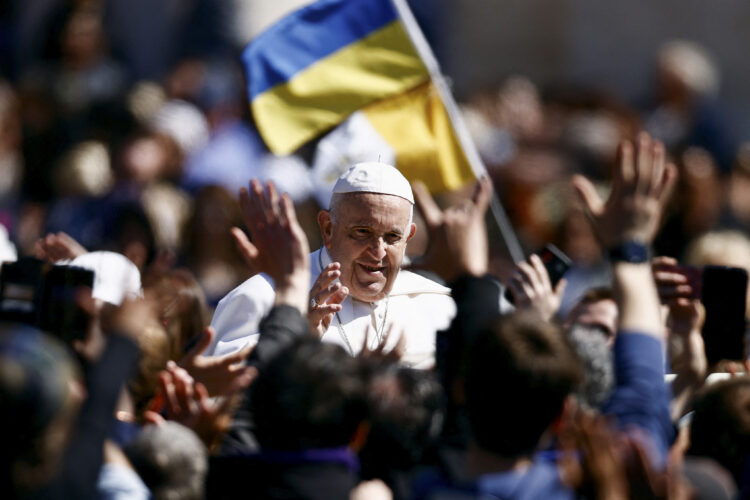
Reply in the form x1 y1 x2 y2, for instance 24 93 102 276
318 210 334 249
406 222 417 242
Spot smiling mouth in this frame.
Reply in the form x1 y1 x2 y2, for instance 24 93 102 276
359 263 385 273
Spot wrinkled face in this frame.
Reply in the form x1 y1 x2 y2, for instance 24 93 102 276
319 193 416 303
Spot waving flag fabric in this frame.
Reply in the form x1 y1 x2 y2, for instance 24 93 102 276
243 0 475 194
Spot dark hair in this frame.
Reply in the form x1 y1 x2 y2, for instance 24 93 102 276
251 339 367 450
0 324 80 498
689 377 750 484
465 311 582 458
359 366 444 480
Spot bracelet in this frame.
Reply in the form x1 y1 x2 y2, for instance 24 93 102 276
607 240 651 264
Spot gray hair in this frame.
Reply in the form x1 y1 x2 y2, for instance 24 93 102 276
566 324 614 410
125 422 208 500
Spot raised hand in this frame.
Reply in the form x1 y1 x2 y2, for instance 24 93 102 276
151 361 256 451
33 231 88 262
231 179 310 313
573 133 677 248
178 326 256 397
508 254 566 321
307 262 349 337
411 176 492 282
358 323 406 364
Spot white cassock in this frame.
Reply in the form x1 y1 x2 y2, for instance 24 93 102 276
207 247 456 369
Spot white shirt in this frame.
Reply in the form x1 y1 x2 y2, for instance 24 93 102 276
207 247 456 368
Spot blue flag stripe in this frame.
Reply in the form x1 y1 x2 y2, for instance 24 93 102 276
243 0 398 99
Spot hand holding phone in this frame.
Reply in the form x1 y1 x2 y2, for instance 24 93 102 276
504 244 572 318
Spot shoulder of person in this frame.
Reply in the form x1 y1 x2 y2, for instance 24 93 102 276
391 269 452 297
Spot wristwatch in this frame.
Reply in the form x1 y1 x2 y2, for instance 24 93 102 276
607 240 651 264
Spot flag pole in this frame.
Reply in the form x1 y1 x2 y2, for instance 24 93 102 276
390 0 525 264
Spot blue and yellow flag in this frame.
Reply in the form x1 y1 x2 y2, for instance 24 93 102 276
243 0 475 194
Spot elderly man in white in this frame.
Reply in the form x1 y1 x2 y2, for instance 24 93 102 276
207 162 455 368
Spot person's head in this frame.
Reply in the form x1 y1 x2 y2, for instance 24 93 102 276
464 311 582 458
689 377 750 485
126 421 208 500
566 323 614 409
317 163 416 303
359 365 444 478
0 324 83 498
251 339 367 451
143 268 208 360
565 287 618 343
127 320 171 421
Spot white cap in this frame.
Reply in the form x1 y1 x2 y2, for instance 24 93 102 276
150 99 209 156
332 162 413 204
57 251 142 305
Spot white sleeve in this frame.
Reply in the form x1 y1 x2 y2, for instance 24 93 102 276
207 274 276 356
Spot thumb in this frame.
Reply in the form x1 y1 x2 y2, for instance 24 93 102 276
554 278 567 299
412 181 443 228
231 227 259 268
572 174 604 218
183 326 215 361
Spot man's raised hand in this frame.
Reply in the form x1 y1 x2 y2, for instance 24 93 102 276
231 179 310 313
572 132 677 248
411 176 492 282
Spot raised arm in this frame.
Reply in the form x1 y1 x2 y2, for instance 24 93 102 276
574 132 678 466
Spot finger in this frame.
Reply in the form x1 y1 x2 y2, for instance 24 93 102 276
649 140 665 196
222 341 254 365
529 254 552 291
160 371 181 417
317 281 344 305
472 176 493 215
249 179 268 226
413 180 443 228
182 326 215 362
553 278 567 299
227 366 258 394
652 255 679 268
616 140 636 190
327 285 349 306
279 193 296 229
516 261 542 292
265 180 281 219
238 185 260 233
392 328 407 360
310 263 342 296
657 284 693 299
572 175 604 218
231 227 259 268
656 163 679 207
143 411 166 426
653 270 688 285
635 132 653 194
362 325 375 353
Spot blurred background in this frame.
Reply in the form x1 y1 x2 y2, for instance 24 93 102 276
2 0 750 315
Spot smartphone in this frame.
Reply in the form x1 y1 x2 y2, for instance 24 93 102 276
701 265 748 364
504 244 572 305
38 265 94 343
0 257 94 344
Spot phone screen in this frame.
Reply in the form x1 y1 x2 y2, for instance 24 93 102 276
701 266 748 364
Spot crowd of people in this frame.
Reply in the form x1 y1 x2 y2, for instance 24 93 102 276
3 1 750 499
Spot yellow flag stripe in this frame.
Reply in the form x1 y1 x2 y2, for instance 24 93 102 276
363 81 476 193
252 20 429 155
